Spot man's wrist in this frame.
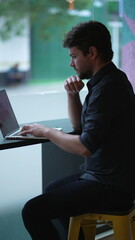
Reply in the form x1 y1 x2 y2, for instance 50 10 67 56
67 91 79 96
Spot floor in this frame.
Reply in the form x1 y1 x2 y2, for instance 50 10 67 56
101 235 114 240
96 230 114 240
4 81 67 95
4 80 88 96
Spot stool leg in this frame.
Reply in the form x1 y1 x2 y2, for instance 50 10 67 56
131 217 135 240
68 217 81 240
113 216 131 240
82 220 96 240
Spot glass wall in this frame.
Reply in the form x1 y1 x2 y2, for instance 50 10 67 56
0 0 124 88
30 0 123 85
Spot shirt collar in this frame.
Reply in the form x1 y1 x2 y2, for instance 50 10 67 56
87 62 117 90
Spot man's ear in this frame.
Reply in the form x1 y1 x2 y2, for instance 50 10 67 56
88 46 98 59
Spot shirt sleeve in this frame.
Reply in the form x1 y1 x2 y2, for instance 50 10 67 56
80 80 129 154
80 112 108 154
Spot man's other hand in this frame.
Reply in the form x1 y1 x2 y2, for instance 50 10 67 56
64 76 84 94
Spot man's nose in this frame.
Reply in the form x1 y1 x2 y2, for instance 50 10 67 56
70 60 74 67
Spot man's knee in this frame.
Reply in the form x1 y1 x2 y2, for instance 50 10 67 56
22 199 36 225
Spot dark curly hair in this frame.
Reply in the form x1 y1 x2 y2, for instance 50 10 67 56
63 21 113 62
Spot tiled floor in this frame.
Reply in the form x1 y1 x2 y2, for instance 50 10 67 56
96 230 114 240
101 235 114 240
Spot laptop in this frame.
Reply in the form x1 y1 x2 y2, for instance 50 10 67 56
0 89 62 140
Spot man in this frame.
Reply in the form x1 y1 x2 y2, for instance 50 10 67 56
21 21 135 240
6 63 24 86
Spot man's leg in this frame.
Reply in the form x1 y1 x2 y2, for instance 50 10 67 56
22 174 133 240
22 173 82 240
44 173 82 240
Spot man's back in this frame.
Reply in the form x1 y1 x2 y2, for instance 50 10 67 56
80 62 135 198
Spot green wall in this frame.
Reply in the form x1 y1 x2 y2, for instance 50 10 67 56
30 3 120 84
30 16 90 83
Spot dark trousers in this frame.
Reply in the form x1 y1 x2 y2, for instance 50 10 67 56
22 172 133 240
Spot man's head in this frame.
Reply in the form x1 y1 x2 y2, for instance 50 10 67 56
63 21 113 63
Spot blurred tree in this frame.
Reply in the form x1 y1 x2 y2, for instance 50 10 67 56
0 0 92 40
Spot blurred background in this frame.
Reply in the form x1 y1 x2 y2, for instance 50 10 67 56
0 1 135 240
0 0 134 90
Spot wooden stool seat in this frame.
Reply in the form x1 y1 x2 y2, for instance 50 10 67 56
68 204 135 240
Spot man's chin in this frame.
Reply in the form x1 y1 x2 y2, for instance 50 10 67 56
75 70 92 79
79 74 91 80
76 72 86 79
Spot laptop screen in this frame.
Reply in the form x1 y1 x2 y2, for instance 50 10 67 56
0 89 19 137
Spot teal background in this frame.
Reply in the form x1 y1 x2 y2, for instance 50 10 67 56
30 16 90 82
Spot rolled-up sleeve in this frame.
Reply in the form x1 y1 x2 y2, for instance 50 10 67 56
80 113 108 154
80 82 120 154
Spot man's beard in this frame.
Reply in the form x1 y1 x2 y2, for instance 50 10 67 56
77 69 93 79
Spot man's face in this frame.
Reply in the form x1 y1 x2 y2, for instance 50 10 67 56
69 46 93 79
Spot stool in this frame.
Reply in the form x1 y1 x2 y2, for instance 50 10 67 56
67 205 135 240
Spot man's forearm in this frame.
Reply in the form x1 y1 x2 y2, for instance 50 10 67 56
47 127 91 158
20 123 91 157
67 92 82 131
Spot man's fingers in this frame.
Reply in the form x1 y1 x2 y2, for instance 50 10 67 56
64 76 84 93
21 125 30 132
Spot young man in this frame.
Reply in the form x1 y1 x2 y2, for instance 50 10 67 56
21 21 135 240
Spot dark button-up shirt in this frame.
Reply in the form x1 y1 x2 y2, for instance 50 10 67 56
80 62 135 198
